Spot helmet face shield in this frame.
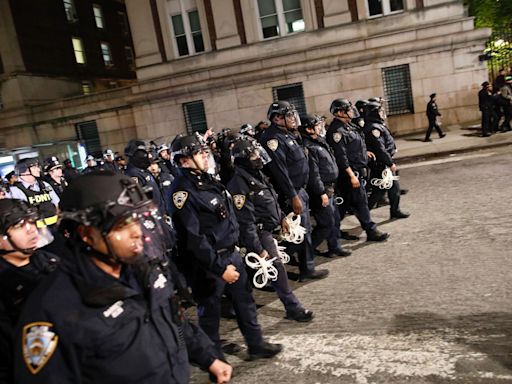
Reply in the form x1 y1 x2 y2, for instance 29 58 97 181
249 144 271 167
106 205 170 263
284 109 301 130
3 214 54 254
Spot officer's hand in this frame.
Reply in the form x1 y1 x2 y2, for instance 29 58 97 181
222 265 240 284
367 151 376 161
321 193 329 207
260 250 269 259
291 195 303 215
390 163 397 173
208 359 232 383
351 175 360 188
281 218 290 234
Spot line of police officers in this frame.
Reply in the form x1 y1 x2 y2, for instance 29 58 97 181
0 96 408 383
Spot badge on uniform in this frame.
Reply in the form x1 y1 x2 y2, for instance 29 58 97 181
333 132 342 143
233 194 246 210
372 129 381 138
267 139 278 151
153 273 167 289
22 322 59 374
173 191 188 209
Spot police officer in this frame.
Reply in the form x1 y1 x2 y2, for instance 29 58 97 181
169 134 282 361
14 173 232 384
42 157 68 198
424 93 446 141
326 98 389 242
353 100 369 129
8 158 60 228
124 139 167 215
259 101 329 281
62 159 80 182
148 150 175 214
158 144 179 177
239 123 256 138
364 102 410 219
0 199 58 384
227 137 314 322
81 155 98 174
300 114 351 257
102 149 120 173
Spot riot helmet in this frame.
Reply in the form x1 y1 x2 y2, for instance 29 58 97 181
170 134 209 170
15 158 41 178
231 137 271 170
0 199 53 255
239 123 255 137
330 98 352 115
60 172 168 263
365 101 385 122
125 139 151 170
267 100 301 129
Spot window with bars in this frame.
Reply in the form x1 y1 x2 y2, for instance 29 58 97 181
93 4 104 29
76 121 101 157
382 64 414 115
171 10 205 57
272 83 306 116
257 0 305 39
72 37 86 64
183 100 208 134
367 0 404 17
100 42 113 66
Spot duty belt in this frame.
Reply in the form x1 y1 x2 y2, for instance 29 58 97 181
353 168 367 179
215 245 236 257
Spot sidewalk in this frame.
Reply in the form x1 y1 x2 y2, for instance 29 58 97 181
393 122 512 163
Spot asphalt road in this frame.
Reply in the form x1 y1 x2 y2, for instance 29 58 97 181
191 145 512 384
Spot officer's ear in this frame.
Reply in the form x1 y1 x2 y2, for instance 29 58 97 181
77 225 100 248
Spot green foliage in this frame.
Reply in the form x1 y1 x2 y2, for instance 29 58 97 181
465 0 512 29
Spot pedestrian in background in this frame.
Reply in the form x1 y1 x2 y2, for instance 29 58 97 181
478 82 494 137
424 93 446 142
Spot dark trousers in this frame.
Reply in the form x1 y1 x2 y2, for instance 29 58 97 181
194 251 263 358
481 108 493 136
425 118 444 140
367 168 401 216
337 173 376 233
311 196 339 251
259 230 302 314
502 106 512 131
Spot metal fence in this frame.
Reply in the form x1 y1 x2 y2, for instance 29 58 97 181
484 27 512 81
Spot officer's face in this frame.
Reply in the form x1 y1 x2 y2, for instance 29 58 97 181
25 164 41 178
148 162 160 176
160 150 170 160
192 150 209 172
0 219 39 258
50 167 63 178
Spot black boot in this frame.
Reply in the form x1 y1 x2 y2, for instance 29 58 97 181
366 229 389 242
248 341 283 361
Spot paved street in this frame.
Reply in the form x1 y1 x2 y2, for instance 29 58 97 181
191 145 512 384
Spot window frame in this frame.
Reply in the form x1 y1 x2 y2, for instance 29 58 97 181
71 37 86 64
170 9 205 58
366 0 405 18
124 46 135 70
100 41 114 67
256 0 305 40
272 82 306 116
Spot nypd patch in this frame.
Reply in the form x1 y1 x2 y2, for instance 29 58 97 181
372 129 381 138
267 139 278 151
173 191 188 209
333 132 342 143
233 194 246 210
22 322 59 374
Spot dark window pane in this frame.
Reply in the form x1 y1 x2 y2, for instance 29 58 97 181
262 25 279 38
192 32 204 53
172 15 185 35
283 0 301 11
176 36 189 56
368 0 383 16
188 11 201 32
258 0 276 17
390 0 404 12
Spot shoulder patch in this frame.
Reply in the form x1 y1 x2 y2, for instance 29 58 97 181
233 194 246 210
372 129 381 138
173 191 188 209
130 177 139 184
267 139 278 151
22 322 59 375
333 132 342 143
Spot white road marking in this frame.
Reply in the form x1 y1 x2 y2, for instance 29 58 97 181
400 152 496 170
267 332 512 383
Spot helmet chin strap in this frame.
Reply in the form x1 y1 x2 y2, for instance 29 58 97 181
0 234 36 256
